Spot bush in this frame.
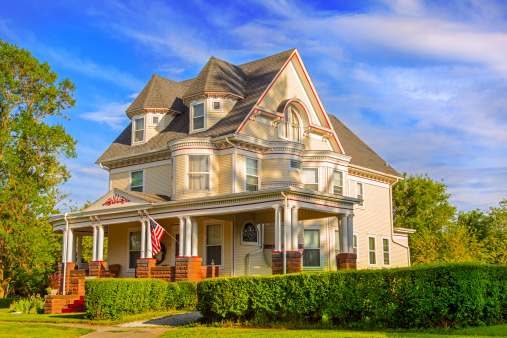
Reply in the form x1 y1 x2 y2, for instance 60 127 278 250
9 295 44 314
197 263 507 328
0 298 19 309
85 278 197 319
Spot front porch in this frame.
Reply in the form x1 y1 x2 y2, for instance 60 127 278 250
48 187 360 299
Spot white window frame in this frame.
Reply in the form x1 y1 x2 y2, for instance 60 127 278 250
190 100 206 133
130 169 144 192
150 114 162 126
332 170 344 196
382 236 391 267
132 116 145 144
278 121 289 140
288 107 302 143
302 226 324 270
353 232 359 262
357 182 365 208
334 229 341 256
186 155 211 192
211 99 222 112
302 167 319 191
245 157 260 192
289 160 302 171
368 234 377 267
127 226 142 272
240 220 260 246
204 220 225 268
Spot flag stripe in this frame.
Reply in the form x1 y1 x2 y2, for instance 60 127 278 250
149 217 165 255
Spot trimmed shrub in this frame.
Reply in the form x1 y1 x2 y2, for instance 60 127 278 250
0 298 19 309
85 278 196 319
197 263 507 328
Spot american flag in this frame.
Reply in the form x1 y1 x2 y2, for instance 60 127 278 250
149 217 165 255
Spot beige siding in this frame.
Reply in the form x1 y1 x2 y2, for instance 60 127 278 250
218 153 232 195
262 159 302 186
241 120 279 140
236 154 245 193
304 136 329 151
110 172 129 190
145 164 172 196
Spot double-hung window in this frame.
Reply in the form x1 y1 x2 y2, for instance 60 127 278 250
333 170 343 195
383 238 390 266
303 229 321 268
131 170 143 192
357 182 364 207
192 102 205 131
134 117 145 143
188 155 210 191
206 223 222 265
368 235 377 266
246 158 259 191
128 230 141 270
289 160 301 170
303 168 318 191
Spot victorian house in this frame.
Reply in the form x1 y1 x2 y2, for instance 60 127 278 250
49 49 412 286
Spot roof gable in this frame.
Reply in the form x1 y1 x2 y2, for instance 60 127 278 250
85 188 170 212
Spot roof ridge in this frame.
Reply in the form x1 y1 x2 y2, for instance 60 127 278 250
237 48 297 69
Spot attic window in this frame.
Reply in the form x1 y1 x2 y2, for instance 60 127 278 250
133 117 145 143
151 115 160 126
212 100 222 112
192 102 205 131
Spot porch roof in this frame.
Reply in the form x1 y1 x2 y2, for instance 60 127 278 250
49 187 361 232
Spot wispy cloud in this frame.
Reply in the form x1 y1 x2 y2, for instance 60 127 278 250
80 102 130 130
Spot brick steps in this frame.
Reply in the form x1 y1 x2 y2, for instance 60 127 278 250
44 295 85 314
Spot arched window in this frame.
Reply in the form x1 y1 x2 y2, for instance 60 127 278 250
241 222 259 245
278 106 302 142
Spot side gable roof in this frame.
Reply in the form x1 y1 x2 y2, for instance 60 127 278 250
329 114 400 177
182 56 246 99
97 49 295 163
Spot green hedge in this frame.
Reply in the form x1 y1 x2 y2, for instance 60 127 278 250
85 278 196 319
0 298 19 309
197 263 507 328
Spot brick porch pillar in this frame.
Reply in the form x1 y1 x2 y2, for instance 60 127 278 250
336 253 357 270
175 257 203 282
136 258 156 278
88 261 106 277
272 251 302 275
58 262 75 295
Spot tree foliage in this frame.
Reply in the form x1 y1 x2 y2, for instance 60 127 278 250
0 40 77 296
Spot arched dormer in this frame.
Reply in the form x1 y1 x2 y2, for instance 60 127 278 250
277 99 310 143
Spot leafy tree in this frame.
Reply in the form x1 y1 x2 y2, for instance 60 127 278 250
483 199 507 264
0 40 76 297
392 173 456 232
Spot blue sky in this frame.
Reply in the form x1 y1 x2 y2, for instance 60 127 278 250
2 0 506 212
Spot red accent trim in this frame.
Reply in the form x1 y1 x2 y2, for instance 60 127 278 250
272 251 282 253
90 260 106 263
102 194 131 207
171 147 215 152
303 160 348 167
60 262 75 264
286 250 301 253
348 174 391 185
393 234 409 237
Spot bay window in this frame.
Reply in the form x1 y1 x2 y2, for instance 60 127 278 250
188 155 210 191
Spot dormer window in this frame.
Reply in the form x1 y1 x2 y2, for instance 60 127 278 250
151 115 160 126
192 102 205 132
212 100 222 112
133 117 145 143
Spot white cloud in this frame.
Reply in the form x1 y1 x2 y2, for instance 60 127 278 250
80 102 131 130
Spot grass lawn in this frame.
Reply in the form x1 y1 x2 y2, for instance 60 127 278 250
160 325 507 337
0 322 93 338
0 308 186 326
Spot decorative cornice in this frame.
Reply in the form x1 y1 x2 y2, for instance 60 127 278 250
348 166 398 184
262 182 304 189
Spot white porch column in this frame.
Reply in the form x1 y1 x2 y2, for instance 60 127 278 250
178 217 185 257
92 225 98 261
61 229 68 262
273 205 281 251
347 213 354 254
146 218 153 258
66 228 74 263
191 217 198 257
97 225 104 261
340 214 349 254
140 217 146 259
291 206 299 251
185 216 192 257
284 203 292 251
76 235 83 264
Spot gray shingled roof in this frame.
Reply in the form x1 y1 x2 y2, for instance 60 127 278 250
182 56 246 99
97 49 295 162
126 74 188 114
329 115 400 177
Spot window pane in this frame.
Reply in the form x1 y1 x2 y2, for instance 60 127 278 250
384 252 390 265
131 171 143 187
135 130 144 142
246 158 258 175
189 173 209 190
193 103 204 117
333 171 343 195
279 122 288 138
303 168 318 184
334 230 340 254
213 101 220 110
357 183 363 195
353 235 358 255
207 224 222 246
304 230 320 249
135 118 144 131
130 231 141 250
369 237 375 250
189 155 209 173
242 223 258 243
206 246 221 265
152 116 159 124
290 160 301 169
129 250 141 269
246 175 258 191
383 239 389 252
370 251 376 265
303 248 320 267
193 116 204 130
